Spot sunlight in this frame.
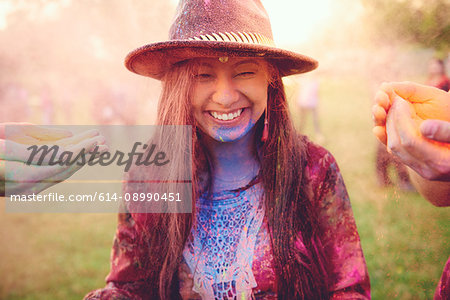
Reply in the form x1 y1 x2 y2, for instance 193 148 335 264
166 0 335 46
262 0 333 46
0 1 13 30
0 0 71 30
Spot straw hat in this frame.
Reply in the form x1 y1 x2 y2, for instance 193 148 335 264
125 0 318 80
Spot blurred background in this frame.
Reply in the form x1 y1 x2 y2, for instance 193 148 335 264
0 0 449 299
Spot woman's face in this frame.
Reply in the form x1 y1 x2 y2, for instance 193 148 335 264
191 57 270 142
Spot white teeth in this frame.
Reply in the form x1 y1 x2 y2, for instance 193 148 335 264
210 109 243 121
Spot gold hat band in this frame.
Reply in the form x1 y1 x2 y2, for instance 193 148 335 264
189 31 275 47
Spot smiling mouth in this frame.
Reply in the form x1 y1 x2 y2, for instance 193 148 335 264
209 108 243 121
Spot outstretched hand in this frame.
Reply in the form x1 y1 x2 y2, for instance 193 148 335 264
1 123 108 196
373 81 450 145
384 97 450 181
372 82 450 181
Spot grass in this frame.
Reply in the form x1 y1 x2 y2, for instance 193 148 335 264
0 212 116 300
1 75 449 299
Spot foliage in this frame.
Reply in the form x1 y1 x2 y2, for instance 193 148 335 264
361 0 450 54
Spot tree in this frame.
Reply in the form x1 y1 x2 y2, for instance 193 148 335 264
361 0 450 53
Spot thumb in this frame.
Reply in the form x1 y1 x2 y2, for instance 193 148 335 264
420 120 450 143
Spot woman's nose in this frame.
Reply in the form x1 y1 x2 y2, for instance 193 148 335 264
211 76 239 107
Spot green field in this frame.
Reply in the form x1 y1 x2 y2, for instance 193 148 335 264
1 76 448 299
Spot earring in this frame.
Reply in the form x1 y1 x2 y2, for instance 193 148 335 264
261 107 269 142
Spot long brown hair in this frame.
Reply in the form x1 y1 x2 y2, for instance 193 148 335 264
131 59 329 299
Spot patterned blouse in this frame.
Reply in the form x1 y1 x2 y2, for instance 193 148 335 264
84 141 371 299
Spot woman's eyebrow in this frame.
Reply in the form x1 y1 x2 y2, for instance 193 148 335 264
197 62 213 68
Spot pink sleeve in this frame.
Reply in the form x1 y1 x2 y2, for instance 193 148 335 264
83 206 156 300
84 172 157 299
307 144 371 299
434 256 450 300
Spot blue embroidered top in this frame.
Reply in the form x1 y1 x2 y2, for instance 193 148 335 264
183 181 265 299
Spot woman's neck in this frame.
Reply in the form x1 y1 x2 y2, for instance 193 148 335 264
201 127 260 192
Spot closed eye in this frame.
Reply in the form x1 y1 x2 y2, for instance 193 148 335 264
235 72 255 78
194 73 213 81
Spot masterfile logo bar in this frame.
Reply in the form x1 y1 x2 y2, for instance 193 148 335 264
4 125 192 213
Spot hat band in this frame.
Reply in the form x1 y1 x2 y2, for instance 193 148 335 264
188 31 275 47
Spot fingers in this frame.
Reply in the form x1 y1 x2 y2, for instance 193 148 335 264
420 120 450 143
7 134 42 145
2 145 107 195
378 81 450 123
381 81 417 102
397 137 450 180
372 104 387 126
3 161 70 195
373 126 387 145
1 127 110 196
2 133 107 165
386 97 450 180
384 96 416 152
8 126 101 147
372 89 391 145
379 82 396 104
5 124 72 145
382 81 446 103
52 129 101 147
374 90 391 110
4 161 84 195
390 97 418 143
387 97 419 155
4 160 72 183
25 125 73 141
385 109 426 177
385 100 403 154
66 135 108 155
0 140 38 162
0 122 33 139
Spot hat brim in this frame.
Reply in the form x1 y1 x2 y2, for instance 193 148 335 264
125 40 318 80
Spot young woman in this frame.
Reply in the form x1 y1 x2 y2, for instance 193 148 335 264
85 0 370 299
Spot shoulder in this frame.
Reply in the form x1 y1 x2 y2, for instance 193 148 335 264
304 138 335 164
299 137 348 204
302 137 340 184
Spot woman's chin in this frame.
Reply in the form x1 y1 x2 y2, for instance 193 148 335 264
215 135 242 143
207 125 254 143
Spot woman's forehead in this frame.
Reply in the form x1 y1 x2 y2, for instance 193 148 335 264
192 57 267 67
